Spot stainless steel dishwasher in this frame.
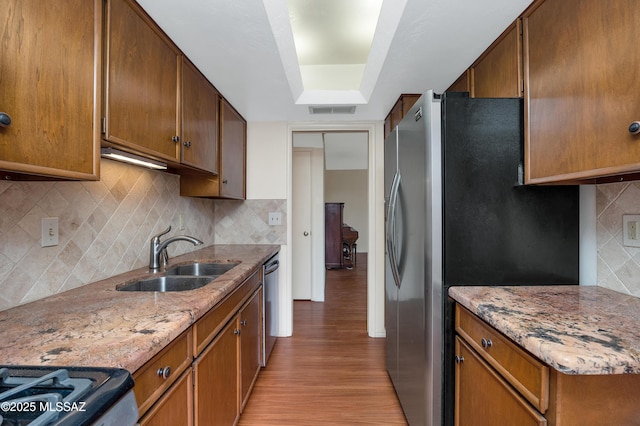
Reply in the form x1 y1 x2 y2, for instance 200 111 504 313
262 252 280 366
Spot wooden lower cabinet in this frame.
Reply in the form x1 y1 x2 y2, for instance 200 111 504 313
193 287 262 425
455 303 640 425
455 337 546 426
240 289 262 410
134 269 264 425
139 369 193 426
194 317 240 426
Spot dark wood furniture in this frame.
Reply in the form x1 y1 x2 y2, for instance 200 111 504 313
325 203 345 269
325 203 359 269
342 226 359 269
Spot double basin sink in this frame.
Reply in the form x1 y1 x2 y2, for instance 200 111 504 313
117 262 238 292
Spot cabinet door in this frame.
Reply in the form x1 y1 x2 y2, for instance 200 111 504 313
194 317 240 426
471 20 522 98
104 0 179 162
0 0 101 179
139 369 193 426
455 337 546 426
524 0 640 183
219 98 246 199
181 58 219 174
240 289 262 410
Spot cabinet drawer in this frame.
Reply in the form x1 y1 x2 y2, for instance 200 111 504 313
193 269 261 356
456 305 549 412
134 328 193 417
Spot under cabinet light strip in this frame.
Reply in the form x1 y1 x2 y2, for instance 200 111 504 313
100 147 167 170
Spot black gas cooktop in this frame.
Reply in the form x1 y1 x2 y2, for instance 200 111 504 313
0 365 136 426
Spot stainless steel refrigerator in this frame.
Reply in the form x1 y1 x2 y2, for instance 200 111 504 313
384 91 579 425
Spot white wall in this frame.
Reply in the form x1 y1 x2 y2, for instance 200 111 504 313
246 122 292 336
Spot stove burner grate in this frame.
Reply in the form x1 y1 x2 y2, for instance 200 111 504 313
0 368 92 426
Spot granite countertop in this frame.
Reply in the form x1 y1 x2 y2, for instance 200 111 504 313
0 244 279 373
448 285 640 375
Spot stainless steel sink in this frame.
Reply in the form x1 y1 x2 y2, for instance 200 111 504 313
116 276 214 292
165 262 238 277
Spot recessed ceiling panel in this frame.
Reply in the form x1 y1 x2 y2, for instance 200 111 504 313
287 0 384 92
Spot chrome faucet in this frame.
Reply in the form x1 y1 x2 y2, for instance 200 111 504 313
149 226 203 271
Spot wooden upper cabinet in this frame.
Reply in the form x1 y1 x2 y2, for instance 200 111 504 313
471 20 523 98
219 98 247 199
181 58 219 174
104 0 180 162
0 0 101 180
524 0 640 183
384 94 421 139
446 70 471 93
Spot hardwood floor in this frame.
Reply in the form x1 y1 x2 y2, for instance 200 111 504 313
239 254 407 425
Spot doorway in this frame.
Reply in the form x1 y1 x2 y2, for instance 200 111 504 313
289 123 384 337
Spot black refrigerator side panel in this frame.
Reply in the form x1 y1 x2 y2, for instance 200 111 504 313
440 93 579 426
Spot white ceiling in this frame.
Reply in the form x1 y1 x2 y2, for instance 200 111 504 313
136 0 533 122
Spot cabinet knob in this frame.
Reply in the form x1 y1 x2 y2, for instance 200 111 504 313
303 231 309 236
172 135 180 143
0 112 11 128
240 319 248 326
183 141 192 148
629 121 640 135
455 355 465 364
157 366 171 380
222 179 228 184
234 329 241 336
481 338 493 348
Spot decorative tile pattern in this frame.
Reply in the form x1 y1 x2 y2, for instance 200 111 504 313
213 199 286 245
596 181 640 296
0 159 286 311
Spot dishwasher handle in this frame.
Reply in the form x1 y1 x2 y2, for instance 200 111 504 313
264 259 279 275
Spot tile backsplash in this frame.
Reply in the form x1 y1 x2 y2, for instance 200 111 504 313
0 159 285 311
597 181 640 296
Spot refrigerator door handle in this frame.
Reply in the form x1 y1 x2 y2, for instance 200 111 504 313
386 171 402 288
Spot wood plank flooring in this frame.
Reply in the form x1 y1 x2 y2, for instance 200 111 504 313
239 254 407 425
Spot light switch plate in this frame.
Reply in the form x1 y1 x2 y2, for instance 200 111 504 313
41 217 59 247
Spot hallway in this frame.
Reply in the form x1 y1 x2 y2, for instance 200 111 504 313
239 254 407 425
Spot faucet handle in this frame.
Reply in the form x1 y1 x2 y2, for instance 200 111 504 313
152 226 172 242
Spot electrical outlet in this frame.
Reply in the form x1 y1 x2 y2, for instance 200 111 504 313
268 212 282 226
623 215 640 247
41 217 59 247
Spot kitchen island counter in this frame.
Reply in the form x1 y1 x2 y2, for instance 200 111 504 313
0 244 279 373
448 285 640 375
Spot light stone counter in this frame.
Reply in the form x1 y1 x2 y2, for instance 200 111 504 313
448 285 640 375
0 245 279 373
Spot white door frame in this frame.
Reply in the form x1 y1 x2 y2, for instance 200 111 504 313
284 121 386 338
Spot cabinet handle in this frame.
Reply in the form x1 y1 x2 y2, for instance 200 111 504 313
455 355 465 364
222 179 228 184
240 319 248 326
234 329 241 336
172 135 180 143
183 141 192 148
481 338 493 348
0 112 11 128
157 366 171 380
